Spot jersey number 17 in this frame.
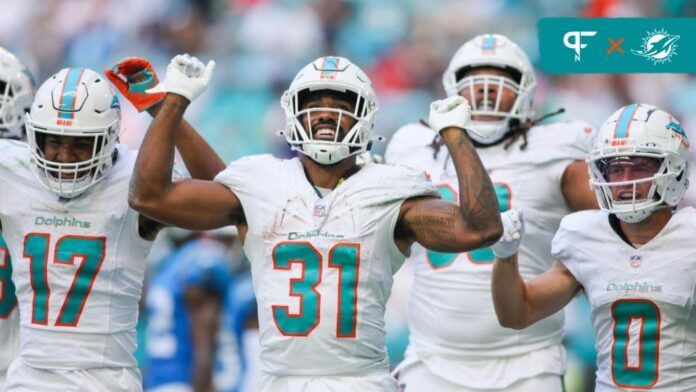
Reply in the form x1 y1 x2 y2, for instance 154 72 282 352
23 233 106 327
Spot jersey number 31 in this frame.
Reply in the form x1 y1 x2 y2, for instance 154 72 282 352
272 242 359 338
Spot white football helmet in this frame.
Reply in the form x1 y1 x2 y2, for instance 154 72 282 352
25 68 121 199
280 56 379 165
0 47 35 140
588 104 690 223
442 34 536 144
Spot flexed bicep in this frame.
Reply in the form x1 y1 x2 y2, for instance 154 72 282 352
396 197 499 254
130 178 243 231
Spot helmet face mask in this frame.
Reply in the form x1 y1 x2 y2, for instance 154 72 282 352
590 154 668 222
588 104 690 223
26 68 121 199
281 56 378 165
442 34 536 144
27 123 119 198
0 47 35 140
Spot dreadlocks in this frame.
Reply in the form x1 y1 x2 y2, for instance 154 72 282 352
425 108 567 156
503 108 566 151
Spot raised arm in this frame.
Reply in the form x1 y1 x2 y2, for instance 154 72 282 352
128 55 244 231
153 104 226 180
396 96 503 253
492 256 581 330
491 210 580 329
105 57 226 180
491 209 580 329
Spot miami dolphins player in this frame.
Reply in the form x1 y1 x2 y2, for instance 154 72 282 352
0 59 223 391
492 103 695 391
145 229 238 392
385 33 598 391
129 54 503 391
0 46 35 389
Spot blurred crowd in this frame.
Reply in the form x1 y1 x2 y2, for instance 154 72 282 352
4 0 694 391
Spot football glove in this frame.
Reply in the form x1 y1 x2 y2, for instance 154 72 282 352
492 209 525 259
147 54 215 103
428 96 472 135
105 57 164 112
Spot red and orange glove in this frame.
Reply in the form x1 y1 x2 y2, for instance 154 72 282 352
105 57 165 112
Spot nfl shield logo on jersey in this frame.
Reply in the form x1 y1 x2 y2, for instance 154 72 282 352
313 204 326 217
629 255 642 268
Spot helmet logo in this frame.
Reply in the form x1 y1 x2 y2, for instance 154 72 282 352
481 34 497 55
318 57 340 80
667 120 689 147
110 95 120 110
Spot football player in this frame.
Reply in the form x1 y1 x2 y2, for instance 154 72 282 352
0 46 35 389
385 34 598 391
128 54 503 391
145 228 239 392
492 103 695 391
1 59 223 391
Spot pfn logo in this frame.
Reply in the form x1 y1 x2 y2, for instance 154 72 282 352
563 31 597 61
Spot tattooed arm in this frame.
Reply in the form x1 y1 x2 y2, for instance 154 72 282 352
395 126 503 254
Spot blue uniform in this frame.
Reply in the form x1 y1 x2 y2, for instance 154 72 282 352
144 239 233 390
220 272 257 392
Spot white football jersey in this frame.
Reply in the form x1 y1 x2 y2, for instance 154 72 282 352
0 140 152 369
214 154 438 377
385 120 595 387
553 208 696 391
0 236 19 374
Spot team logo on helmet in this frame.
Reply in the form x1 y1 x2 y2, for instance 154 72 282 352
667 120 689 147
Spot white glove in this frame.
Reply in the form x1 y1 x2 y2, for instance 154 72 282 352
492 209 525 259
428 96 472 135
147 54 215 102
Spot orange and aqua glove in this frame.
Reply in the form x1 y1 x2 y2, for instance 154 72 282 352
104 57 165 112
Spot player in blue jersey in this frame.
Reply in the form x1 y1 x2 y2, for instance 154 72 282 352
221 253 259 392
145 228 242 392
